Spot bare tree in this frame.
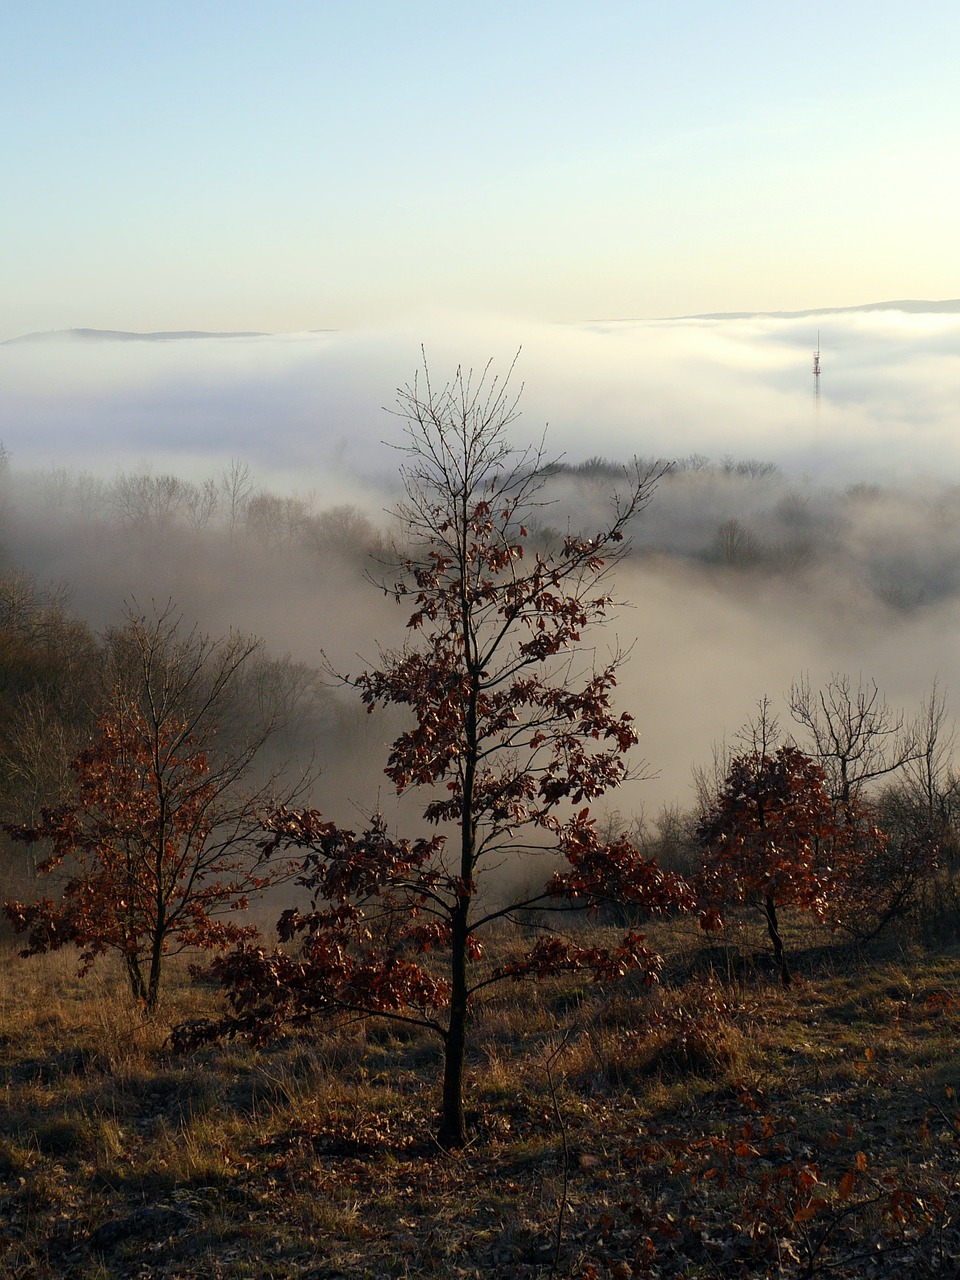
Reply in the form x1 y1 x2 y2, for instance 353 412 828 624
218 459 254 538
902 679 959 828
876 679 959 887
111 471 198 534
692 697 779 814
183 477 220 534
244 490 313 550
788 673 918 810
713 517 763 568
790 674 944 939
0 571 100 827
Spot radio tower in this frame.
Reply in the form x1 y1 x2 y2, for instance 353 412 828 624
812 331 821 409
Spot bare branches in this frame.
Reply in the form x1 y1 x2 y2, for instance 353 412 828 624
789 673 919 807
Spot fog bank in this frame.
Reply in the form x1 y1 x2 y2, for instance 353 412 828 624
4 305 960 493
3 445 958 820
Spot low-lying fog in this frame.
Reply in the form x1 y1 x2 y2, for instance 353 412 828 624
2 303 959 825
5 304 960 487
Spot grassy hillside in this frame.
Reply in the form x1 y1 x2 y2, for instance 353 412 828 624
2 920 959 1279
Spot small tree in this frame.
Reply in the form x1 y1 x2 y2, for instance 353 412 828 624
696 745 868 985
895 679 959 867
790 674 944 936
5 606 302 1008
789 673 918 809
0 570 100 828
184 359 692 1147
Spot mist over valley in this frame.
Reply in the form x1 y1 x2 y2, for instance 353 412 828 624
3 301 959 825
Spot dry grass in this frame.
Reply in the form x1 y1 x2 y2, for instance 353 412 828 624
1 926 959 1278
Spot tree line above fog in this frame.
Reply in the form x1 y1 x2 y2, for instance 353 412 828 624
5 451 960 613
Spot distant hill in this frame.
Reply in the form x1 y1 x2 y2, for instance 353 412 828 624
580 299 960 324
679 299 960 321
2 328 270 346
5 303 960 347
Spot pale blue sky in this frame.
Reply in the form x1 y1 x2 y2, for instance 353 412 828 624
3 1 958 340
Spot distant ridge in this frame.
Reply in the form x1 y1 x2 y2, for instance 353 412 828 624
584 299 960 324
5 303 959 346
676 299 960 321
2 327 269 346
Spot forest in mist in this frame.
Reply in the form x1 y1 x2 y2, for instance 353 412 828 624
2 439 958 837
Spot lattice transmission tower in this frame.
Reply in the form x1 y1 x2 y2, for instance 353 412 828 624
812 331 821 409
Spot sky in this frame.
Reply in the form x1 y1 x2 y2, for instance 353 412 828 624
3 1 960 340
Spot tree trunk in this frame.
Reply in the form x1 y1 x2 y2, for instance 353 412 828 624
146 947 163 1011
437 618 479 1150
437 903 469 1148
125 954 147 1003
763 890 792 987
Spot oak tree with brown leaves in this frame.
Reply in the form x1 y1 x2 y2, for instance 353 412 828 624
696 745 885 985
184 360 692 1147
5 606 301 1008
